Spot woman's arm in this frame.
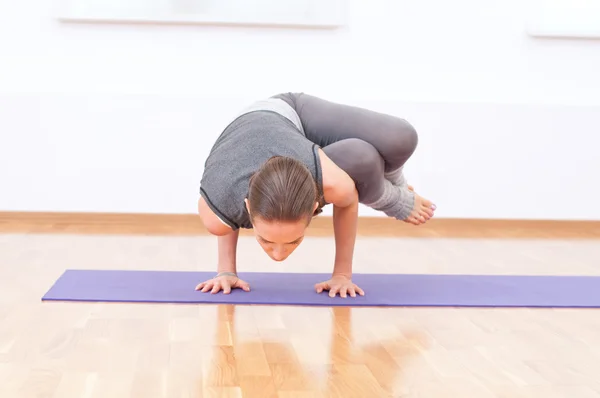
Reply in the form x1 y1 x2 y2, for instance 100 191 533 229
198 196 239 273
318 149 359 279
217 229 239 274
195 196 250 294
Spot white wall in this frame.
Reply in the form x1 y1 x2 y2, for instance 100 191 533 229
1 0 600 220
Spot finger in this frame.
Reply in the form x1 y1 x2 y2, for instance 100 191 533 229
329 286 338 298
195 282 204 291
201 282 213 293
222 282 231 295
340 286 348 298
238 280 251 292
355 285 365 296
314 282 327 293
348 286 356 298
211 282 222 294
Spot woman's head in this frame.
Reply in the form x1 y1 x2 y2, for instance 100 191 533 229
245 156 319 262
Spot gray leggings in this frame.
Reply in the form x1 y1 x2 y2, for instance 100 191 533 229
272 92 418 220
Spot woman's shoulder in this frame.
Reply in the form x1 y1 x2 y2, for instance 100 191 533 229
198 178 252 231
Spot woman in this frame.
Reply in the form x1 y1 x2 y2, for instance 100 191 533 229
195 93 436 298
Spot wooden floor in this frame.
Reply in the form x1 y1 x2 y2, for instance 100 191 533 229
2 229 600 397
2 211 600 239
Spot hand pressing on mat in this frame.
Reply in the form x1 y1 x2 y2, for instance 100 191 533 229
195 272 250 294
315 275 365 298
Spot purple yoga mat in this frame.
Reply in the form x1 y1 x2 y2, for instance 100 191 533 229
41 270 600 308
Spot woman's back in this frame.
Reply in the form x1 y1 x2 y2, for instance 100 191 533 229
200 110 324 230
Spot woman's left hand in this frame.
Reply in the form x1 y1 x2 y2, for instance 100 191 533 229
315 275 365 298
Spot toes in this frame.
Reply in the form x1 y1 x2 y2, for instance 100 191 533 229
418 195 436 210
404 215 422 225
421 197 433 208
418 197 436 214
420 207 434 218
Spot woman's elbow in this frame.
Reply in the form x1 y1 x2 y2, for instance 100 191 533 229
197 197 234 236
203 218 233 236
343 186 359 208
329 180 359 209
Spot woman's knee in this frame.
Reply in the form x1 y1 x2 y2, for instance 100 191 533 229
324 138 383 181
351 139 384 176
385 118 418 163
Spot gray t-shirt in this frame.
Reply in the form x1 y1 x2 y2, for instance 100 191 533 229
200 109 324 230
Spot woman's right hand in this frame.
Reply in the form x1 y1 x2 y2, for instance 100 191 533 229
195 273 250 294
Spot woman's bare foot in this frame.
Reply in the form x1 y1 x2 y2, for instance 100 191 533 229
365 181 435 224
404 190 436 226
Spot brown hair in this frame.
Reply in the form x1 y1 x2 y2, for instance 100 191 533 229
247 156 319 224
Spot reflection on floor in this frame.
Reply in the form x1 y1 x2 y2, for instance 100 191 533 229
1 233 600 397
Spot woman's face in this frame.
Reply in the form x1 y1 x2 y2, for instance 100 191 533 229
251 217 307 262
